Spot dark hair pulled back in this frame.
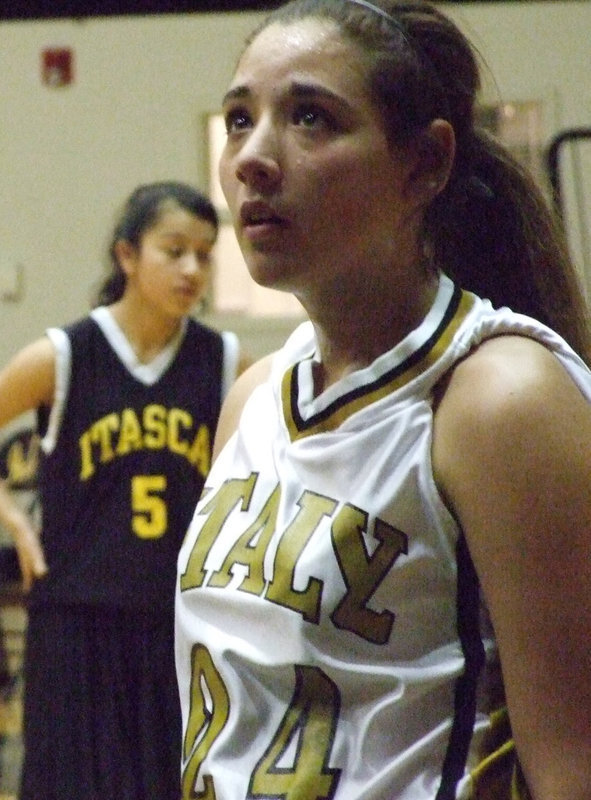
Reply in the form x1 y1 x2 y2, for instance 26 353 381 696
94 181 218 307
254 0 591 360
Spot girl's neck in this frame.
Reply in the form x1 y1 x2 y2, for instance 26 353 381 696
308 272 439 394
108 298 183 364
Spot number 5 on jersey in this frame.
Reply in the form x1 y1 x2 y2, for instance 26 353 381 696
131 475 168 538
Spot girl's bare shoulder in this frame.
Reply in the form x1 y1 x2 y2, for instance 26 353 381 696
213 352 275 460
0 336 56 427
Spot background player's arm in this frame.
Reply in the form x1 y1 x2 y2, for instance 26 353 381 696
433 335 591 800
212 353 274 462
0 337 54 589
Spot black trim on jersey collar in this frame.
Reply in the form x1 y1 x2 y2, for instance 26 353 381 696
284 282 465 439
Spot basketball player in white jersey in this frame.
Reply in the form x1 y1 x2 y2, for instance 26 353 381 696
176 2 591 798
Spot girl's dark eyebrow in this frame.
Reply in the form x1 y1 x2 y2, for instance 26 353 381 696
221 85 249 106
221 81 343 107
290 82 344 104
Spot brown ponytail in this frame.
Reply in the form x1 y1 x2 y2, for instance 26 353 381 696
427 127 591 360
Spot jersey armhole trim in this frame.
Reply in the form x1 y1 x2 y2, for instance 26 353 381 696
41 328 71 455
221 330 240 403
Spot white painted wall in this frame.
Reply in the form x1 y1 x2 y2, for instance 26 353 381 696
0 2 589 363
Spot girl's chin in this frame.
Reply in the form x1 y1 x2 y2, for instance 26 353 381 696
173 292 202 313
244 261 296 293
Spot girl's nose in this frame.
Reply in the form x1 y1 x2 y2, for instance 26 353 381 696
234 120 281 191
181 252 209 276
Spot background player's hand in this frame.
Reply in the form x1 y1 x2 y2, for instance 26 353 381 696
0 480 47 590
11 517 47 592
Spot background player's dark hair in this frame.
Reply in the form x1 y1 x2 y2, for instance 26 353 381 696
253 0 591 361
94 181 219 307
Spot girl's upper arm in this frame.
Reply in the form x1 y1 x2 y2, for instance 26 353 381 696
212 353 274 462
0 337 56 428
432 335 591 800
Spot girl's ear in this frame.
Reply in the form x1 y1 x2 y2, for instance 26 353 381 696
407 118 456 206
114 239 138 277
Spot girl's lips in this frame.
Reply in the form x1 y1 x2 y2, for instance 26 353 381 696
175 284 200 302
240 200 288 243
240 200 286 226
243 220 286 244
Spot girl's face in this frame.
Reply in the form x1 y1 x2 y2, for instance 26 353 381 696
219 18 428 304
119 204 217 319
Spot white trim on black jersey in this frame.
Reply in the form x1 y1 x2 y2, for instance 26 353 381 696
91 306 188 385
42 309 239 455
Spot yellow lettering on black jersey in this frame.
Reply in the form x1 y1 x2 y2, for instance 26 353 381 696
78 405 211 480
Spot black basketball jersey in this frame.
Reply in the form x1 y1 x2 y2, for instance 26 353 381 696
31 315 224 612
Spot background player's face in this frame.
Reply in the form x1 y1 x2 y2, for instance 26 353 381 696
119 204 216 319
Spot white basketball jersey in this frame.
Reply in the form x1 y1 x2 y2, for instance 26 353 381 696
176 273 591 799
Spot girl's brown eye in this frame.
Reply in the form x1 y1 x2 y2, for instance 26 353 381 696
297 109 320 126
293 104 336 132
225 108 251 134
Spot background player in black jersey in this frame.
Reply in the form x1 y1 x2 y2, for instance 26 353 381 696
0 181 245 800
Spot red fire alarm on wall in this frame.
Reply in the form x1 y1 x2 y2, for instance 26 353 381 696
41 47 74 87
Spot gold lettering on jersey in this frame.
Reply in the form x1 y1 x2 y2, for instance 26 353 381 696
116 408 143 455
207 484 281 593
79 413 119 478
188 426 211 478
266 492 337 622
248 665 341 797
5 435 39 486
182 474 406 642
78 404 211 480
144 404 167 448
331 508 408 644
168 408 193 456
179 474 258 591
182 642 230 800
